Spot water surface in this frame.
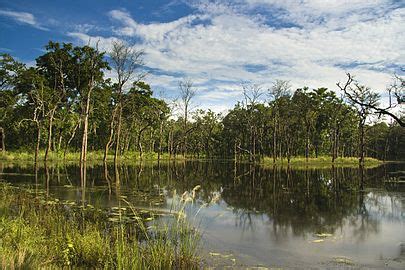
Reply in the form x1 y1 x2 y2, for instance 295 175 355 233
1 161 404 269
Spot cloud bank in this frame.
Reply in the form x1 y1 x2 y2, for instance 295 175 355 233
67 0 404 112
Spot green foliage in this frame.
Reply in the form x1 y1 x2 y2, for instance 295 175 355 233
1 41 404 162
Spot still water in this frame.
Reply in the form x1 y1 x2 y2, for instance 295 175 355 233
1 161 404 269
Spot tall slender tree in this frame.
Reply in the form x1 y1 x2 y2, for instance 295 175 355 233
108 41 144 163
71 44 109 163
178 79 196 157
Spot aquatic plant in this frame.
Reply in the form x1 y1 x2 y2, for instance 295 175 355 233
0 182 201 269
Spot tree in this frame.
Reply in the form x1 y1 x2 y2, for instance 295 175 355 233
71 44 109 163
0 54 24 152
36 42 74 161
338 73 404 127
242 83 264 161
124 81 165 158
108 41 144 163
337 73 380 165
15 67 50 163
192 109 222 158
178 79 196 157
291 88 317 161
269 80 291 162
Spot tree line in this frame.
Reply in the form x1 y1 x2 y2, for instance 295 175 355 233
1 41 404 163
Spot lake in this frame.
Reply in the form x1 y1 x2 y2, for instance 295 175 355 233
1 161 404 269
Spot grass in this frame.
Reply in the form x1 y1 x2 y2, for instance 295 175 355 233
0 150 200 163
261 155 383 168
1 150 384 169
0 182 201 269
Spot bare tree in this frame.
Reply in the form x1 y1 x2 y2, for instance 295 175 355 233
178 79 196 157
241 83 264 162
269 80 291 100
338 73 404 127
337 73 380 165
108 41 144 163
242 82 263 107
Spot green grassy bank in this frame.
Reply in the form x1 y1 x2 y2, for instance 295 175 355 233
0 182 200 269
0 150 177 162
0 151 383 168
261 156 383 168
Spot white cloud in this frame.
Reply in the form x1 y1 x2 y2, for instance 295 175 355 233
108 9 206 42
67 32 124 52
246 0 390 13
0 9 48 30
68 1 404 112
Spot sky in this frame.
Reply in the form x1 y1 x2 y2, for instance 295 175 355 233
0 0 404 113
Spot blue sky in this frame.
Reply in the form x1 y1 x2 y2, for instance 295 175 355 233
0 0 404 112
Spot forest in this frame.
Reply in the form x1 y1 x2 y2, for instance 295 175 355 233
1 41 404 163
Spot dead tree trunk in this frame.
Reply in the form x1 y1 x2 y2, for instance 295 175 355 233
45 107 56 162
104 108 117 162
81 85 93 163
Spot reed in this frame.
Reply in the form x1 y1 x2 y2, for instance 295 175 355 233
0 182 201 269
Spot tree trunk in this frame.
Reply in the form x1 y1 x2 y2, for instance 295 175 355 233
35 123 41 164
64 122 79 159
81 87 93 163
286 135 291 164
183 104 188 158
104 108 117 162
114 105 122 164
150 129 154 153
234 141 237 162
158 121 163 161
45 107 56 162
252 127 256 162
0 127 5 152
57 130 63 152
305 124 310 162
273 116 277 163
137 126 148 159
332 127 337 163
167 129 172 158
359 120 365 166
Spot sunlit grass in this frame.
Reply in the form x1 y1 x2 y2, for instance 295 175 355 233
0 182 201 269
0 150 196 162
261 155 382 168
1 151 383 170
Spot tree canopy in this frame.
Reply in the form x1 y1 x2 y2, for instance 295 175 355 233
0 41 404 162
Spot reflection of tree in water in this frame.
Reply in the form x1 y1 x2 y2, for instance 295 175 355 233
2 161 403 241
221 165 381 241
365 191 404 222
349 189 404 243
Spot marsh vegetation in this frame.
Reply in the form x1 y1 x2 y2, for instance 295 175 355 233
0 39 404 269
1 161 405 268
0 180 201 269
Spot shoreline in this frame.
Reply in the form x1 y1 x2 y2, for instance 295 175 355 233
0 151 387 168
